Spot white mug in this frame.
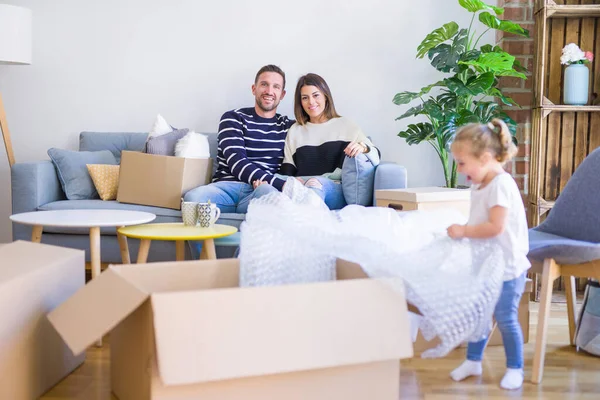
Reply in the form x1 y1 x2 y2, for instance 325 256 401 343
197 202 220 227
181 201 199 226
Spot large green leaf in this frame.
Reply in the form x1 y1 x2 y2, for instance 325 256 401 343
437 91 458 109
423 100 445 121
392 91 420 105
487 87 518 106
392 81 445 105
395 104 425 121
479 12 529 37
445 72 495 96
416 22 459 59
459 0 503 14
460 51 515 73
495 69 527 79
472 101 500 122
398 123 435 145
459 50 481 63
428 29 468 72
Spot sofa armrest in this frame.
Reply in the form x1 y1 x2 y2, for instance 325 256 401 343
372 162 407 205
11 161 64 214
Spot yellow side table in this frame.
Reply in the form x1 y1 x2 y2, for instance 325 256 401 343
117 223 238 263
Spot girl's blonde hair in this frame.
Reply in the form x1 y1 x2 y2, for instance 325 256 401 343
452 118 517 163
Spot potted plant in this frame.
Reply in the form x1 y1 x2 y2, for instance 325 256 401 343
393 0 529 188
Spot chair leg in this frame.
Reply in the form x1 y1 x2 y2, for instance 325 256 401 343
532 258 560 384
564 275 577 346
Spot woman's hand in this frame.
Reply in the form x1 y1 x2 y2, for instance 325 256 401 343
447 224 466 239
344 141 367 158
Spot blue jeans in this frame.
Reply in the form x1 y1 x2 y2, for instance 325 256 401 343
183 181 278 214
304 176 347 210
467 273 527 368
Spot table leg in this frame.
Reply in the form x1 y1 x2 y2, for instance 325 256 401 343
89 226 102 347
176 240 185 261
200 238 216 260
117 227 131 264
31 225 43 243
137 239 151 263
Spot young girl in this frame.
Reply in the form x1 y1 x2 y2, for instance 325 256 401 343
446 119 530 390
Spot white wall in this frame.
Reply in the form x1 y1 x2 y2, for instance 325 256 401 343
0 0 492 242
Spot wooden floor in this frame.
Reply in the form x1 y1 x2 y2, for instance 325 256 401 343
42 301 600 399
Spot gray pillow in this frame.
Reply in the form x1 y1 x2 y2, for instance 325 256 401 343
48 148 118 200
146 129 189 156
342 154 377 206
79 132 149 163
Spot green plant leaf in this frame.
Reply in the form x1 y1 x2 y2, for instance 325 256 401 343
423 100 445 121
495 69 527 79
513 57 528 73
487 88 519 106
459 50 481 63
445 71 494 96
479 12 529 37
437 91 458 109
416 22 459 59
398 123 435 145
428 29 468 72
395 104 425 120
392 91 420 105
460 51 515 73
459 0 503 14
472 101 500 122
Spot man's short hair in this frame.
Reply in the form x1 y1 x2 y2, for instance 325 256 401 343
255 65 286 89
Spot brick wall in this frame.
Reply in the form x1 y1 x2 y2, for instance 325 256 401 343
497 0 534 197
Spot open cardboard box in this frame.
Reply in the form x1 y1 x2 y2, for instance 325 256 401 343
0 241 85 399
117 150 213 210
48 258 413 400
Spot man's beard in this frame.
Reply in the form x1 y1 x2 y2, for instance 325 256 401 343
256 98 279 113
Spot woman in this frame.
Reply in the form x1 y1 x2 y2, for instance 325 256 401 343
276 73 379 209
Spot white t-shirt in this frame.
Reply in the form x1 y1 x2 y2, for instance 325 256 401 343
468 173 530 281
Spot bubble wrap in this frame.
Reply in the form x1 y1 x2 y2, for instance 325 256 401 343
239 178 505 358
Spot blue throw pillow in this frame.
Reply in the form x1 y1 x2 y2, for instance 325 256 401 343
342 154 377 206
48 148 118 200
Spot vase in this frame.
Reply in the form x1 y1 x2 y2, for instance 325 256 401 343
564 64 589 105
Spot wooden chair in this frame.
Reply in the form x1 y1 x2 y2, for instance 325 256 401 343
527 147 600 383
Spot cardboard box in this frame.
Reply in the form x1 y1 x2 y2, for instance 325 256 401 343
0 241 85 399
48 258 413 400
412 279 533 354
376 187 471 218
117 150 213 210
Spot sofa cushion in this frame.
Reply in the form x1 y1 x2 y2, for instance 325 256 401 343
48 148 117 200
79 132 148 163
146 128 189 156
86 164 120 200
342 154 377 206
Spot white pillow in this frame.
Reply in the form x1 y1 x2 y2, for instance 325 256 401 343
149 114 172 137
175 131 210 158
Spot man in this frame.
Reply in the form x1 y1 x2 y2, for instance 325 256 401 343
184 65 294 213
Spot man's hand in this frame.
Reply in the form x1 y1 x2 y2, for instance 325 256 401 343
344 141 367 158
252 179 269 189
447 224 466 239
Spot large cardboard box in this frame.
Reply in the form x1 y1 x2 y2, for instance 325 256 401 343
376 187 471 218
411 279 533 354
117 150 212 210
48 258 413 400
0 241 85 399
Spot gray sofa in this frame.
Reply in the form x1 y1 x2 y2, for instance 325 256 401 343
11 132 407 263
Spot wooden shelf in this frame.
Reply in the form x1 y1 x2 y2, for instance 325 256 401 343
546 4 600 18
540 104 600 112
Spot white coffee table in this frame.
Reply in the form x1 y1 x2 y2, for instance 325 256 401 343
10 210 156 279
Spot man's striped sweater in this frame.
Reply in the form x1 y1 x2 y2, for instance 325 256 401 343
213 107 294 191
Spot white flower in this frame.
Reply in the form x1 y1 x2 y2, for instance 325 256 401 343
561 43 586 65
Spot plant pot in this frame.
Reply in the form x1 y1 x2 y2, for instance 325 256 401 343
564 64 589 105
